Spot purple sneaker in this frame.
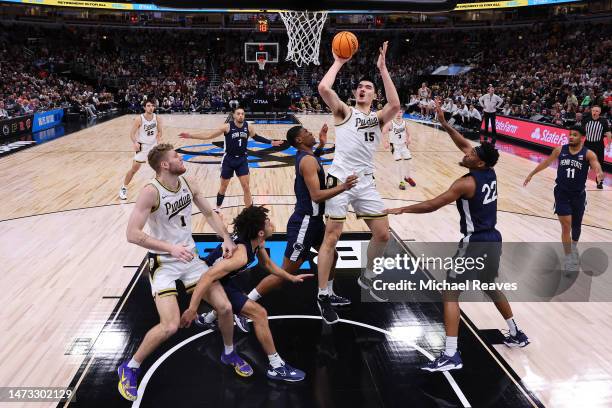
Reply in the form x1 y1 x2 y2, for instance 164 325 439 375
117 362 140 401
221 350 253 377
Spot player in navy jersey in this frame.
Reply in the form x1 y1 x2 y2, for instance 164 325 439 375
524 125 603 268
386 100 529 372
248 124 358 324
180 107 282 211
180 206 312 382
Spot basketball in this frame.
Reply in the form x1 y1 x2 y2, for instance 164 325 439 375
332 31 359 59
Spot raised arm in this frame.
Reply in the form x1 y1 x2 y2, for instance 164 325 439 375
129 115 142 152
179 123 228 141
385 177 474 215
434 98 472 154
318 54 352 123
375 42 401 127
186 175 236 257
523 146 561 186
180 245 249 327
126 184 193 261
300 155 357 203
586 149 604 184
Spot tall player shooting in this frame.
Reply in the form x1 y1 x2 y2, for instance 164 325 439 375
385 100 529 372
524 125 603 267
316 41 401 323
179 107 282 211
383 109 416 190
119 100 162 200
117 144 249 402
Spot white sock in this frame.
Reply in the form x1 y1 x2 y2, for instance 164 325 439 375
224 344 234 355
327 279 334 295
204 310 217 323
127 358 141 369
506 318 518 337
397 160 404 182
318 287 329 298
405 160 412 179
445 336 458 357
268 352 284 369
248 288 262 301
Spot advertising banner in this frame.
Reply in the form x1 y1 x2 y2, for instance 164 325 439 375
33 109 64 133
0 114 33 140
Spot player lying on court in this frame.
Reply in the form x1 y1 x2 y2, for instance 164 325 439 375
197 124 358 330
523 125 603 269
385 99 529 372
180 205 312 382
382 108 416 190
120 99 162 200
179 107 282 212
118 144 244 401
317 41 401 322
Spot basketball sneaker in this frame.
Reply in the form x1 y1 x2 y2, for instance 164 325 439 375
195 312 218 331
503 330 530 348
329 293 351 306
597 181 603 189
267 363 306 382
234 314 250 333
221 350 253 377
119 186 128 200
357 271 388 302
405 177 416 187
317 294 339 324
117 362 140 401
421 351 463 372
399 181 407 190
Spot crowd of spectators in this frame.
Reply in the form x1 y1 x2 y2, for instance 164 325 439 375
0 20 609 131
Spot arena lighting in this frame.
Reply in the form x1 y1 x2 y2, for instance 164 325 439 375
152 0 458 12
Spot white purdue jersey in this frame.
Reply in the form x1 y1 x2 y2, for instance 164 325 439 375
390 120 407 144
138 113 158 145
147 176 195 254
328 107 382 181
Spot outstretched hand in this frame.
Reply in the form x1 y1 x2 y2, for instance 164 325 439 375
179 132 191 139
272 140 284 146
333 52 351 65
292 274 315 283
319 123 329 145
376 41 389 71
383 207 404 215
180 308 197 328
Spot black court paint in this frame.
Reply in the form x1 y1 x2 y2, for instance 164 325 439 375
61 232 541 408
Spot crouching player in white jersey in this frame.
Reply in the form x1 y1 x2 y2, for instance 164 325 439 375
117 144 252 402
383 109 416 190
120 99 163 200
316 41 401 323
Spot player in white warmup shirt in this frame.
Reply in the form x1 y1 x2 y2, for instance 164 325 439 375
120 99 163 200
383 109 416 190
315 41 401 323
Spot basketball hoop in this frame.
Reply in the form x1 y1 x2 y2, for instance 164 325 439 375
278 10 328 67
257 56 266 71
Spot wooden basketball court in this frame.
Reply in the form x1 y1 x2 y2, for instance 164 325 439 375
1 113 611 407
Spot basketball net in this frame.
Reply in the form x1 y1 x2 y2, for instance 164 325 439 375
257 56 266 71
278 10 328 67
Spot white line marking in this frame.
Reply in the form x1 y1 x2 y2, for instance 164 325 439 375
133 314 470 408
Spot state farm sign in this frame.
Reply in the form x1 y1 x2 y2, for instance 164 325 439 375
483 115 569 148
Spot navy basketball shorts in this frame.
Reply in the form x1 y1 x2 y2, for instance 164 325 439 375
220 155 249 179
447 229 502 284
553 185 586 218
221 277 249 314
284 213 325 263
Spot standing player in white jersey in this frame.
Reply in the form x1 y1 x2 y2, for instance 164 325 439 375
119 100 163 200
117 144 254 402
383 109 416 190
315 41 401 323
